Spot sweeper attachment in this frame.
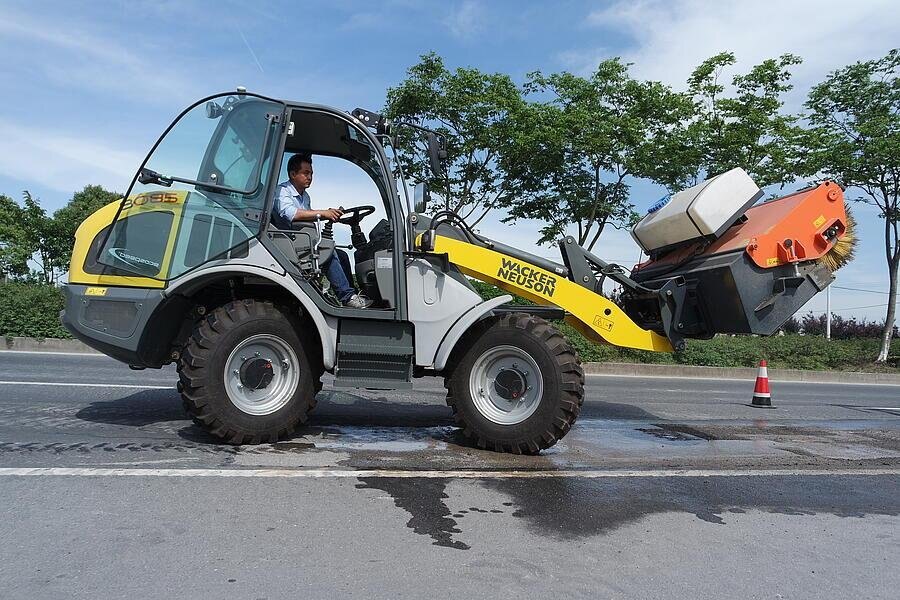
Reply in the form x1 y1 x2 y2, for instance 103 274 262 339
621 173 854 349
423 169 854 354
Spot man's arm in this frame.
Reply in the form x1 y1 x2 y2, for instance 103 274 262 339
292 207 343 222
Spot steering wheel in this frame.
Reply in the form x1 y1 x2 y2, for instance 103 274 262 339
337 205 376 227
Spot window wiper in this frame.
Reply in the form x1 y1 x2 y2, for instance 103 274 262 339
138 167 258 196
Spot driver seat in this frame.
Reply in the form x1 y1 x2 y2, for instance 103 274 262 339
267 208 334 271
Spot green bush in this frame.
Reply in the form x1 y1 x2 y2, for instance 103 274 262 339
0 282 70 339
470 279 900 371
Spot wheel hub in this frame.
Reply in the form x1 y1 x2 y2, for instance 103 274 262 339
223 334 301 416
468 345 543 425
493 368 526 400
239 358 274 390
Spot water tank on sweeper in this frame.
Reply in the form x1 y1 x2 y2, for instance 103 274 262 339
631 168 763 256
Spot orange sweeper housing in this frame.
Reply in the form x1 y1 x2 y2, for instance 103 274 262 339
621 180 854 346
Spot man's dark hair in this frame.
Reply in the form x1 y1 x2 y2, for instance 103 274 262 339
287 153 312 175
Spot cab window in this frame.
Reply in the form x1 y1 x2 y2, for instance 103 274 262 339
98 94 281 280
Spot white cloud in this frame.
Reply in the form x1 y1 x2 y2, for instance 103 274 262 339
585 0 899 98
0 8 202 105
444 0 486 39
0 119 142 194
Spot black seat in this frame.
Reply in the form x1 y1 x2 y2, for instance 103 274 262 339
354 219 393 264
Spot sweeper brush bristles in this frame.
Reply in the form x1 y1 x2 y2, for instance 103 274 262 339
819 208 857 272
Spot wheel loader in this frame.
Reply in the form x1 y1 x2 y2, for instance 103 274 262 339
61 90 855 454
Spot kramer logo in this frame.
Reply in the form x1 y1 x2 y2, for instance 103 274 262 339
497 258 557 297
108 248 160 273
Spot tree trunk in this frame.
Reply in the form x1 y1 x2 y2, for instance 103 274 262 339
876 251 899 362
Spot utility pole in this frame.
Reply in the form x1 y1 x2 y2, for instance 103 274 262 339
826 286 831 340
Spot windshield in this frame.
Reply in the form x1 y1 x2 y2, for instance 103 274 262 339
98 94 282 280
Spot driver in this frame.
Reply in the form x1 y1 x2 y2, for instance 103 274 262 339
275 153 373 309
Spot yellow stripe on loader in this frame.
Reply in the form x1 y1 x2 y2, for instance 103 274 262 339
429 235 673 353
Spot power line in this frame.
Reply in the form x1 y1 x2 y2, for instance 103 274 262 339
832 285 890 295
830 301 900 312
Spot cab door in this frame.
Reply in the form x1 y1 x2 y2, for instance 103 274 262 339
92 93 284 284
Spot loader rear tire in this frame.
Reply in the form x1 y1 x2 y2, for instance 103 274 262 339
445 313 584 454
177 299 321 444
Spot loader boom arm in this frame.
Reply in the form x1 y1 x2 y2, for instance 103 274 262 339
427 234 673 352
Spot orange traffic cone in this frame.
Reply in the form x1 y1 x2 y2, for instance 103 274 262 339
751 360 773 408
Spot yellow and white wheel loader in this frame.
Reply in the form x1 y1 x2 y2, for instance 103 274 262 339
62 91 854 453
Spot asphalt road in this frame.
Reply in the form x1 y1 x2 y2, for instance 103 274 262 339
0 351 898 599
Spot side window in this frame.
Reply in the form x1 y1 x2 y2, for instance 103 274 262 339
210 108 269 190
99 95 281 280
93 210 174 278
184 213 248 268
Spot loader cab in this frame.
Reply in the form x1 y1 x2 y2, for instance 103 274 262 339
92 92 409 320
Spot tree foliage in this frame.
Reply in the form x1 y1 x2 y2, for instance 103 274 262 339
0 194 31 279
663 52 804 191
803 48 899 361
497 59 691 249
384 52 524 224
50 185 120 270
0 185 119 284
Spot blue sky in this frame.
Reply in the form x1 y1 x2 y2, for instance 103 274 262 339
0 0 897 320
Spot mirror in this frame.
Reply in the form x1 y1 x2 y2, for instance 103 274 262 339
426 132 447 178
205 101 223 119
414 182 430 213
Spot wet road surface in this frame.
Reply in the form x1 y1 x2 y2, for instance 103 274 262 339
0 351 898 599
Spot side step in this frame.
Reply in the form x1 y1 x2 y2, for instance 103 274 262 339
333 320 413 390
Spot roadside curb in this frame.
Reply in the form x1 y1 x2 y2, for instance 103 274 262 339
3 337 900 385
3 337 97 354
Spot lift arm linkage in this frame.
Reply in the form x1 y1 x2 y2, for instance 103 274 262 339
425 234 673 353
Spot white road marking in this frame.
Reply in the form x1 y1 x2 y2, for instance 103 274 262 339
0 467 896 479
0 350 104 357
85 458 201 466
0 381 172 389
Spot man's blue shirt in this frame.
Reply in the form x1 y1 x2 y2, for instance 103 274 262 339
275 180 310 222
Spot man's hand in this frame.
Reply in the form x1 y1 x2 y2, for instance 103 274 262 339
318 208 344 222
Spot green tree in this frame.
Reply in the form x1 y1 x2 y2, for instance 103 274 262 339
385 52 525 225
0 194 31 280
49 184 120 271
665 52 803 191
19 191 60 285
498 59 692 249
0 185 119 285
803 49 899 362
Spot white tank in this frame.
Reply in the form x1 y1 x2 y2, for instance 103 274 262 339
631 168 762 253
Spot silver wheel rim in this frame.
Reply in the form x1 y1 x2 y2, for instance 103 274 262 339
224 334 300 416
468 345 543 425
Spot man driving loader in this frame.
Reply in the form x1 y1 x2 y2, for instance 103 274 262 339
274 153 373 308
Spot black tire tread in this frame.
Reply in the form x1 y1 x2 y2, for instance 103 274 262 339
444 312 585 455
177 299 323 445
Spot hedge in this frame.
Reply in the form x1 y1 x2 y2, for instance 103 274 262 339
0 282 70 339
1 281 897 370
469 280 900 371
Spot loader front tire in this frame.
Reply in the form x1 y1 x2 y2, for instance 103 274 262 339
178 299 321 444
445 313 584 454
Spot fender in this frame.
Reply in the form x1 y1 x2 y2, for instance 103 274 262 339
165 262 339 369
432 294 512 371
